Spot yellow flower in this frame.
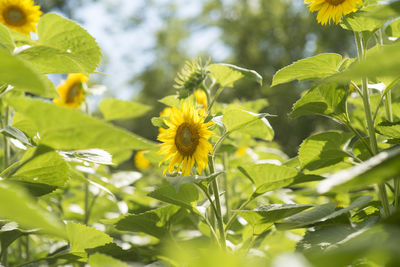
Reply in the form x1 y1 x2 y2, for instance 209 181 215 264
0 0 42 35
304 0 362 25
194 89 207 111
158 102 214 176
53 73 88 109
235 146 248 157
134 150 151 170
160 107 173 118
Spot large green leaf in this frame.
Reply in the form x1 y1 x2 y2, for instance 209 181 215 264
341 6 386 32
207 63 262 87
67 222 113 253
114 205 180 239
9 146 69 187
236 204 314 224
386 18 400 37
298 131 352 172
88 254 129 267
271 53 343 86
317 146 400 193
0 49 54 96
99 98 152 121
223 109 274 141
0 182 66 238
148 180 199 210
290 84 347 122
331 43 400 83
18 13 101 74
367 1 400 20
376 120 400 139
0 24 15 52
6 96 156 152
238 163 298 194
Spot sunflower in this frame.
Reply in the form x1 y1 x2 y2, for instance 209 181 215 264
0 0 42 35
194 89 207 111
53 73 88 109
175 58 208 99
158 102 214 176
134 150 151 170
304 0 362 25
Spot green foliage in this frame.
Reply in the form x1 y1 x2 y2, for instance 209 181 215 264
6 96 155 152
99 98 152 121
222 108 274 140
0 183 66 238
18 13 101 75
67 222 113 253
0 25 15 52
88 254 130 267
0 49 55 97
290 84 348 122
207 63 262 87
271 53 343 87
318 146 400 193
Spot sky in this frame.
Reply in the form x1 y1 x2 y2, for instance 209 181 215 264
62 0 229 101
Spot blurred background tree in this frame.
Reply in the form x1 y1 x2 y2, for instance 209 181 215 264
37 0 355 157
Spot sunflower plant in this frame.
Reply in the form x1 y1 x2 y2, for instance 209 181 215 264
1 0 400 267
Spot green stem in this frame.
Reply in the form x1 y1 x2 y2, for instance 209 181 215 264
222 152 230 220
208 155 226 249
355 32 390 217
225 195 255 232
84 182 90 225
2 106 9 169
395 178 400 210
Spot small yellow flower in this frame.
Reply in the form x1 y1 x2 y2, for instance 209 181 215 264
194 89 207 111
0 0 42 35
158 102 214 176
304 0 362 25
134 150 151 170
53 73 88 109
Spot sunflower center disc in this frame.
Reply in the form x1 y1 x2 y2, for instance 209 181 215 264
180 126 193 146
66 83 80 103
326 0 346 5
6 7 25 25
175 123 199 156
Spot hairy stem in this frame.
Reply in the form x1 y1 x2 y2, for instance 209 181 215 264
355 32 390 217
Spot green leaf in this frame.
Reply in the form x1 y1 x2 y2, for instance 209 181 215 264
341 6 386 32
271 53 342 87
9 146 69 187
298 131 352 171
0 125 33 147
376 120 400 139
6 96 156 152
367 1 400 20
0 49 53 96
0 24 15 52
238 163 298 194
67 222 113 253
385 18 400 37
317 147 400 193
99 98 152 121
159 95 181 107
18 13 101 74
114 205 180 239
88 254 130 267
223 109 274 141
236 204 314 225
290 84 347 122
148 180 199 210
332 43 400 83
207 63 262 87
0 182 66 238
275 203 337 230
